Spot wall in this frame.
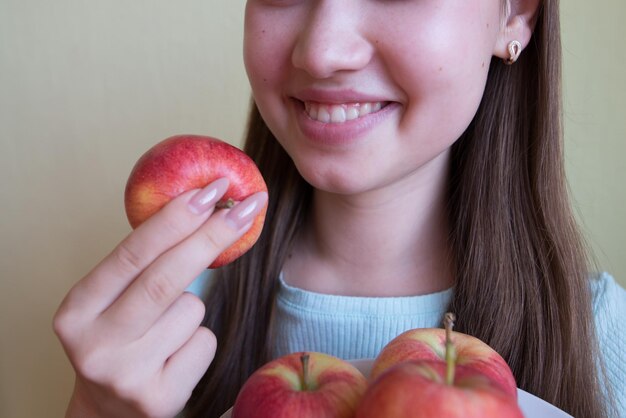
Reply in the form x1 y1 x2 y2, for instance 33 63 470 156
0 1 623 417
0 2 250 417
562 0 626 277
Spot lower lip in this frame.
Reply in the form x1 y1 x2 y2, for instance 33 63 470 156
292 99 399 146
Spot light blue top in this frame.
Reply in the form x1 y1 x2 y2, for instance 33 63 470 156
273 272 625 417
271 273 453 359
588 273 626 417
189 271 625 416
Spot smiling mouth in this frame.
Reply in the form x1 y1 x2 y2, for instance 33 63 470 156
303 101 389 124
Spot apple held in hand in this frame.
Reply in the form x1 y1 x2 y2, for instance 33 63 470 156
124 134 268 268
232 352 368 418
370 315 517 398
355 314 523 418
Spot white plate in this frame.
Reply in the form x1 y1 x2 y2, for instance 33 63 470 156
220 359 572 418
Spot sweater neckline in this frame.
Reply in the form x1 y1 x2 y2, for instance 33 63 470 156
277 273 454 316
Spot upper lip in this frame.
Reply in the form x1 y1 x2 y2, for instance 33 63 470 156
293 88 391 104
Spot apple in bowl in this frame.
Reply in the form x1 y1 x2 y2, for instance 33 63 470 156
232 352 368 418
370 315 517 398
124 134 268 268
355 360 523 418
356 313 523 418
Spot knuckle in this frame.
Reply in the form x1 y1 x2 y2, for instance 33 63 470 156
52 291 83 341
72 350 175 418
52 309 72 341
74 349 110 384
158 214 189 239
114 242 145 275
180 293 206 322
198 226 226 253
196 326 218 353
143 271 178 306
52 305 84 345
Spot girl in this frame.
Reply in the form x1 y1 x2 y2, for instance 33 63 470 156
54 1 625 417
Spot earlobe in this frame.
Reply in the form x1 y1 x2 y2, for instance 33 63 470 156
493 0 541 62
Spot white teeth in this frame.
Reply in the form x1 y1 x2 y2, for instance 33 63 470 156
330 105 346 123
318 106 331 123
346 107 359 121
304 101 385 123
359 103 371 117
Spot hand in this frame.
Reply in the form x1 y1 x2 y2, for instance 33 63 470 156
53 178 268 418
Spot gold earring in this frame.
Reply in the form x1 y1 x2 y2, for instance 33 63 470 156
504 40 522 65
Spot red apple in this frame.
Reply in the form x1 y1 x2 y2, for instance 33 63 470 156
355 314 523 418
355 361 524 418
124 134 268 268
232 352 368 418
370 316 517 399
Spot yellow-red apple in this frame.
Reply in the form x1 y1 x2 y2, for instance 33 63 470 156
124 134 268 268
355 360 524 418
356 314 523 418
232 352 368 418
370 318 517 398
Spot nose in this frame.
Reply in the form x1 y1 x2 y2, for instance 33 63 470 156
291 3 373 79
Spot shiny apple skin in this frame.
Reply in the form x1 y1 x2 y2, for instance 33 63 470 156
370 328 518 399
124 134 268 268
232 352 368 418
356 361 524 418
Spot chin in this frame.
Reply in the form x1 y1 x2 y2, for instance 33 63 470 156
294 160 375 197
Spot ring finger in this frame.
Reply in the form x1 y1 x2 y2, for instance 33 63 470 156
137 292 207 366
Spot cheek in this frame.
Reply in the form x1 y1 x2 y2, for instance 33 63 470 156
243 7 300 136
394 14 493 88
385 9 498 140
243 24 282 94
243 4 304 94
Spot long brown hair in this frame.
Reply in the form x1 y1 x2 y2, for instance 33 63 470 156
185 1 611 417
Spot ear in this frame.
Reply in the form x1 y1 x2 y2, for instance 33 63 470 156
493 0 541 61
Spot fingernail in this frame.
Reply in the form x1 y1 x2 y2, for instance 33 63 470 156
188 178 230 214
225 192 268 231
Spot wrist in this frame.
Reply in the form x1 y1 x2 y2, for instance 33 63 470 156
65 382 103 418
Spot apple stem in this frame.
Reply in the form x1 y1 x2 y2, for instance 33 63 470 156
301 353 311 391
215 198 235 209
444 312 457 386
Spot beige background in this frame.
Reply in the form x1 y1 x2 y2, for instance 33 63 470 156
1 1 624 417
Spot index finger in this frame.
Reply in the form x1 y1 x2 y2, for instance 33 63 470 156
100 191 268 338
62 179 229 316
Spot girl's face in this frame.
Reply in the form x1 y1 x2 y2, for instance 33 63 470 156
244 0 505 195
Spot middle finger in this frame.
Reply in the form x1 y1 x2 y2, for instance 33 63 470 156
101 191 268 338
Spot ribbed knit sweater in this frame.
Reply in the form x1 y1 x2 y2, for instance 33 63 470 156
188 271 625 416
270 272 624 417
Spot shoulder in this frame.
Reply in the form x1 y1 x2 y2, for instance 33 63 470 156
589 271 626 317
589 272 626 417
